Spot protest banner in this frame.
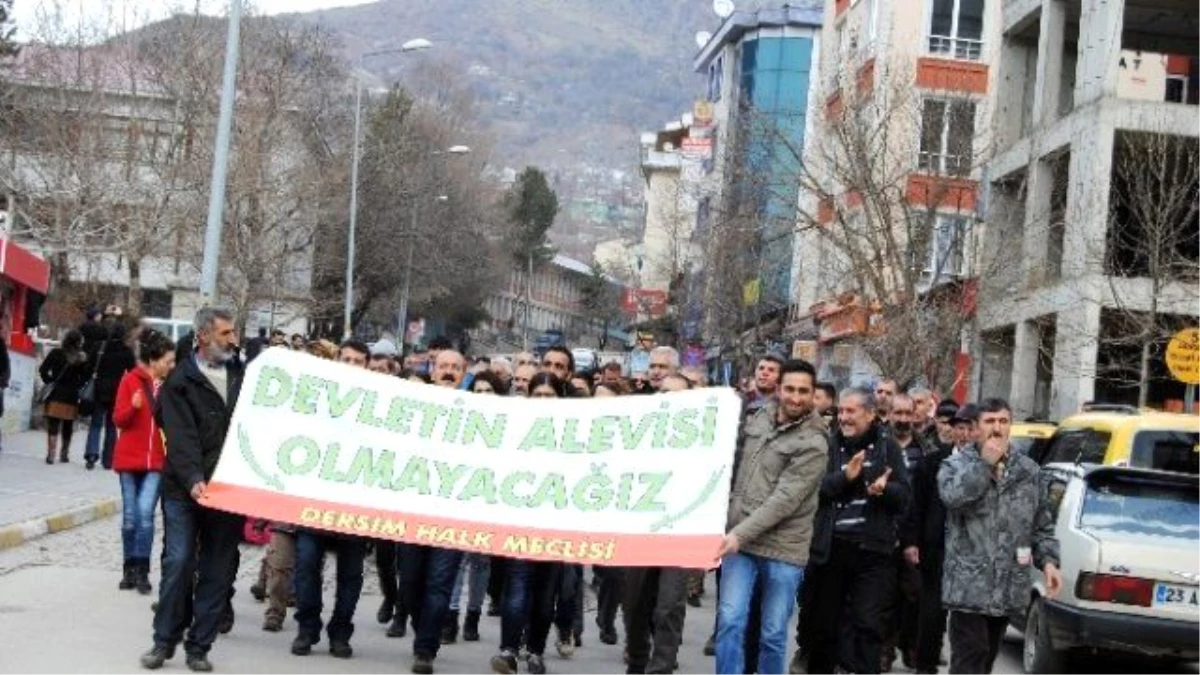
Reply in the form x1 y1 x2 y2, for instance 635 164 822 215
203 349 742 568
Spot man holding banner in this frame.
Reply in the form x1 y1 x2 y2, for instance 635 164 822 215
141 308 244 673
715 359 828 675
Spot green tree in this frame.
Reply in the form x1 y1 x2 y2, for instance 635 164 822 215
506 166 558 267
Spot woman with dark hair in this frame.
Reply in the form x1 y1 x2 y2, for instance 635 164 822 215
38 330 91 464
86 317 136 470
468 369 509 396
490 373 579 675
112 329 176 593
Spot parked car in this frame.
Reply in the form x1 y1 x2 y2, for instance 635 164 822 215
1016 464 1199 672
1011 420 1057 459
1031 405 1199 474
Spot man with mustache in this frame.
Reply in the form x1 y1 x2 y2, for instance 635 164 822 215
400 350 468 675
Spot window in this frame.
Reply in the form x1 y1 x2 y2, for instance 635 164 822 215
928 0 984 60
1165 75 1187 103
1130 430 1200 474
918 98 976 176
1042 429 1111 465
1080 474 1199 540
926 215 969 278
708 56 724 102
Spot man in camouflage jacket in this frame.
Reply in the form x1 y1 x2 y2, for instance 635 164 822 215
938 398 1062 674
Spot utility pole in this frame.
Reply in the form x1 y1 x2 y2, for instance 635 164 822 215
198 0 242 305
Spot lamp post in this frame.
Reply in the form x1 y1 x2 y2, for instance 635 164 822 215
343 38 432 340
198 0 242 304
396 146 470 346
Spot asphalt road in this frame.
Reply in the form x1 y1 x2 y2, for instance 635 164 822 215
1 514 1196 674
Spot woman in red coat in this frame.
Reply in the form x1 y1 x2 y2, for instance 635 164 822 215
112 328 176 594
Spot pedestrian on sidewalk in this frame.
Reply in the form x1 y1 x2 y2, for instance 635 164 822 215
38 330 90 465
140 307 244 674
86 311 136 471
112 328 176 595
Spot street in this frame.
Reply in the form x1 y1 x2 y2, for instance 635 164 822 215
2 429 1198 674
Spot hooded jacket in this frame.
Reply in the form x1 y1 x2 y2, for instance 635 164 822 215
112 366 165 473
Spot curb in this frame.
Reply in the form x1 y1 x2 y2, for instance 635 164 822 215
0 498 120 551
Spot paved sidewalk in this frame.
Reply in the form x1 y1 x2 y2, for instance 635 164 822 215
0 428 121 549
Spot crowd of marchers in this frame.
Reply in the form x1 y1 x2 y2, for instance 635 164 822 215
34 305 1061 675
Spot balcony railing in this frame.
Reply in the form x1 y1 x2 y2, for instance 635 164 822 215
927 35 984 61
917 150 973 177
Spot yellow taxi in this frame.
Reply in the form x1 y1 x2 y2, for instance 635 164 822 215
1011 421 1057 459
1034 404 1199 474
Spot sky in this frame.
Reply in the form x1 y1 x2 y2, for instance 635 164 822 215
12 0 378 40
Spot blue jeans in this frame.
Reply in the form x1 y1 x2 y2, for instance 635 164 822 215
85 409 117 468
152 496 242 656
716 552 805 675
398 544 463 658
118 471 161 560
449 553 491 613
294 531 366 642
500 560 565 655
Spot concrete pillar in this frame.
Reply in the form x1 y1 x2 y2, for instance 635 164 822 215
995 35 1033 149
1010 320 1041 418
1064 122 1115 278
1074 0 1125 106
1050 303 1101 419
1021 159 1055 284
1032 0 1066 125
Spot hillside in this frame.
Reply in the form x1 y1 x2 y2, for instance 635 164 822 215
290 0 759 258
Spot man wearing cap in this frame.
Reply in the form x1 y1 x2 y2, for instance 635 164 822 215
369 339 399 375
901 399 960 674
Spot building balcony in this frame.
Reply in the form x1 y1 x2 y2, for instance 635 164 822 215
926 34 984 62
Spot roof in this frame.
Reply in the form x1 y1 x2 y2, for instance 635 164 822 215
2 42 171 101
694 2 824 72
1058 411 1200 434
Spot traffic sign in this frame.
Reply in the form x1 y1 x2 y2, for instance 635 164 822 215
1165 328 1200 385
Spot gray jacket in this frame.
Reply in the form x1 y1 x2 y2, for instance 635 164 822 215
937 445 1060 617
727 404 829 568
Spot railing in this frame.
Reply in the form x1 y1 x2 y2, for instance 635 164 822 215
927 35 984 62
917 150 973 177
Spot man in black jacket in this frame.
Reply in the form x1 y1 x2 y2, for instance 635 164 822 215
141 307 243 673
902 400 964 674
805 387 910 674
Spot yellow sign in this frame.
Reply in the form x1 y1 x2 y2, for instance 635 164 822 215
742 278 761 307
1166 328 1200 385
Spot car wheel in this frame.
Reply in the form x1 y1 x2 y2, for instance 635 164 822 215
1023 597 1067 674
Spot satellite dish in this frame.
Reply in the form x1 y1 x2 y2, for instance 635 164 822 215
713 0 735 19
695 31 713 48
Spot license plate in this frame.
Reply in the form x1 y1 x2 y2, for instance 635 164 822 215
1153 583 1200 609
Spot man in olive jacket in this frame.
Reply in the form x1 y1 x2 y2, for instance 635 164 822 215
715 359 828 675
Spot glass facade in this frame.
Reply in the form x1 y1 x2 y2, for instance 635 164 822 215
737 35 814 310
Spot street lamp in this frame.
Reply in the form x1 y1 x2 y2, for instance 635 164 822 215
396 147 471 345
343 38 432 339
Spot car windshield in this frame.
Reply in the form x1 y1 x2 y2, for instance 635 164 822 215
1129 430 1199 474
1080 475 1200 540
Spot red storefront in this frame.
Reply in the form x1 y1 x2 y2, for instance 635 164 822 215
0 237 51 432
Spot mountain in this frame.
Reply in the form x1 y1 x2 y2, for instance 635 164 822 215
290 0 760 259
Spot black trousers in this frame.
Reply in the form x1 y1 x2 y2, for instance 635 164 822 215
915 562 947 672
595 566 624 633
882 551 922 664
948 611 1009 674
623 566 688 673
807 539 896 674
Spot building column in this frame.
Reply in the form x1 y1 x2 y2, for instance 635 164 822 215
1010 320 1041 419
995 35 1033 148
1064 122 1115 279
1050 303 1101 419
1074 0 1124 106
1021 158 1055 283
1032 0 1066 126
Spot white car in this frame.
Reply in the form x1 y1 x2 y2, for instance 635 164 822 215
1017 464 1199 672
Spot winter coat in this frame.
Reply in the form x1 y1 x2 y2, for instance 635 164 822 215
92 336 136 408
38 348 91 404
156 354 244 501
900 443 954 573
809 422 911 565
726 404 829 567
112 366 165 473
938 445 1060 617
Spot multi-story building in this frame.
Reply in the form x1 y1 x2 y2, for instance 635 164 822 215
478 253 626 352
785 0 999 395
693 5 824 356
976 0 1198 418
